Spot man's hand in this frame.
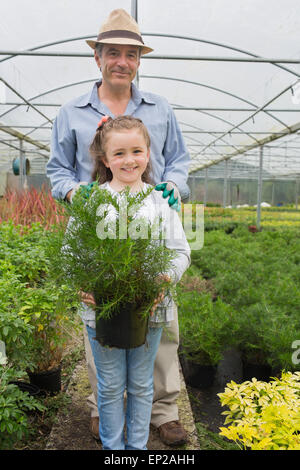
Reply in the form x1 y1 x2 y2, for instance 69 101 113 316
66 181 97 203
150 274 171 316
155 181 181 212
66 181 89 203
79 290 96 307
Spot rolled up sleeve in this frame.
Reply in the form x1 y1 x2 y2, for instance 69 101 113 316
47 108 78 200
162 106 191 201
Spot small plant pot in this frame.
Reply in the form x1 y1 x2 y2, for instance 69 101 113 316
9 381 41 397
242 362 272 382
94 300 149 349
28 365 62 395
179 354 216 389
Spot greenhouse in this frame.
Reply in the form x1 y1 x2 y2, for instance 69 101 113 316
1 0 300 452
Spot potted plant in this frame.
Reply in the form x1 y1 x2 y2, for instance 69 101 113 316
51 185 175 349
177 290 239 388
18 281 79 394
236 303 273 381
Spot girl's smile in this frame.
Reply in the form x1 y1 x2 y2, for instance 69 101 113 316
103 129 150 192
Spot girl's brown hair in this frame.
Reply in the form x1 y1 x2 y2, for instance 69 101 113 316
90 115 153 184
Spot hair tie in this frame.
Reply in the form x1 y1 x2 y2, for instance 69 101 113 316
97 115 109 130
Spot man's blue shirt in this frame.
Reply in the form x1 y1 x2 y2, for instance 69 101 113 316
47 81 190 200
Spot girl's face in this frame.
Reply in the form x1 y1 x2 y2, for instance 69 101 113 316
103 129 150 191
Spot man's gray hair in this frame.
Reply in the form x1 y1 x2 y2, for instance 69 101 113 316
95 43 104 58
95 43 142 58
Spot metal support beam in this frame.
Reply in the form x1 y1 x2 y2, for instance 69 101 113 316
19 139 25 191
271 181 275 206
204 168 208 206
256 147 264 230
191 175 196 200
0 77 53 124
223 160 228 208
189 120 300 174
131 0 139 88
0 125 50 152
1 50 300 63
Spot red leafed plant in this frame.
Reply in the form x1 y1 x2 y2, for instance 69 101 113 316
248 225 258 233
0 185 66 229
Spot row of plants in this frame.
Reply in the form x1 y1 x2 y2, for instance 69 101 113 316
0 186 66 228
0 222 79 372
0 210 82 448
200 205 300 230
177 224 300 450
178 226 300 373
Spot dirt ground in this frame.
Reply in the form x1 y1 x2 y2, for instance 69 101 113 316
187 383 226 434
45 358 200 451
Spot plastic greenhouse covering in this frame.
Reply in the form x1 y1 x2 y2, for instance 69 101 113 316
1 0 300 195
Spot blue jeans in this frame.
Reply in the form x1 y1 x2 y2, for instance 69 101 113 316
86 325 163 450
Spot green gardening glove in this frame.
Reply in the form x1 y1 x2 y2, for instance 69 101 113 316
155 181 181 212
70 181 97 203
79 181 97 200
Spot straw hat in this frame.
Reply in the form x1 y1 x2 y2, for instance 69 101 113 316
86 9 153 55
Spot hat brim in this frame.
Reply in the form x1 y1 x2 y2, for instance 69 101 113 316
86 38 153 55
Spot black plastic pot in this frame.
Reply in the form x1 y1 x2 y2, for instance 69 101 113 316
28 365 61 395
9 381 41 397
179 354 216 389
94 300 149 349
242 362 272 382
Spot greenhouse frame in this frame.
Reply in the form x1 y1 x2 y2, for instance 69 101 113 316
1 0 300 225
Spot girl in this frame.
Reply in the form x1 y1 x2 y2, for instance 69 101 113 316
80 115 190 450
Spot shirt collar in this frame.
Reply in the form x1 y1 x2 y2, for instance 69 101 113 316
131 82 156 106
75 80 155 111
73 80 100 108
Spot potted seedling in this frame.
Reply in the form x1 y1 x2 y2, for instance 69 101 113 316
177 290 238 389
18 281 79 394
236 303 273 381
52 185 175 349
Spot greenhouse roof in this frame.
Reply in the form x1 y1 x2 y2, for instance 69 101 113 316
1 0 300 179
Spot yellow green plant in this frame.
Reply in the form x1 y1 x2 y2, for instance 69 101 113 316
218 371 300 450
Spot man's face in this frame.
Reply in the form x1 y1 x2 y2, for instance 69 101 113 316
95 44 140 89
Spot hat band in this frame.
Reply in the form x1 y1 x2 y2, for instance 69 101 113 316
97 30 144 44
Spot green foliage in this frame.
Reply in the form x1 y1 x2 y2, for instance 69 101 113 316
177 290 239 365
18 281 80 372
0 365 45 449
195 422 239 450
0 218 81 450
0 221 80 372
218 371 300 450
190 227 300 370
52 185 176 320
0 259 36 370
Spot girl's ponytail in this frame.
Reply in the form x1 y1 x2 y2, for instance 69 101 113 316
90 116 113 183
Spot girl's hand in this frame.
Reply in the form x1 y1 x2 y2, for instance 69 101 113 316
150 274 171 316
79 290 96 307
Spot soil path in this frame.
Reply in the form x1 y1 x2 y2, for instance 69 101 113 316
45 358 200 451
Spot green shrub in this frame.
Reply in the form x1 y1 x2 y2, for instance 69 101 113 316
0 260 35 370
0 365 45 449
190 228 300 371
178 290 239 365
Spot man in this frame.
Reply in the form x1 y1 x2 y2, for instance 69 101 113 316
47 9 190 446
